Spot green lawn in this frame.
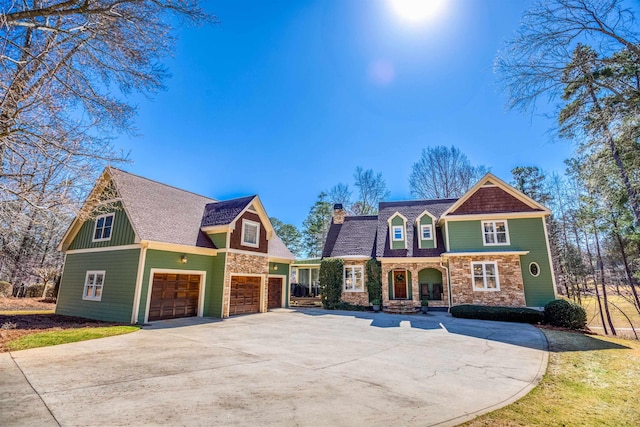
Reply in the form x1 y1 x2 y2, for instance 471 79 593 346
463 329 640 426
6 326 140 351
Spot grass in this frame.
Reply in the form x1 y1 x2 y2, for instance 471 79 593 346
463 329 640 426
580 294 640 334
5 326 140 351
0 309 55 315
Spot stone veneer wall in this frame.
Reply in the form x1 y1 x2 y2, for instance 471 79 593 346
223 252 270 317
448 255 525 306
341 260 369 306
381 262 448 308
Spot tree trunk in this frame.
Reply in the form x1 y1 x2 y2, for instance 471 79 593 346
593 226 616 336
583 231 608 335
610 214 640 314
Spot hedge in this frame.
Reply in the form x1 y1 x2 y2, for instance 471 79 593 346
0 281 12 297
319 258 344 309
450 304 544 324
544 299 587 330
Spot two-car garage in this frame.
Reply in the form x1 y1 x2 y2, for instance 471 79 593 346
148 272 285 321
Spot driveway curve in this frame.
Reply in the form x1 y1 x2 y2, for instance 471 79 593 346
2 309 547 426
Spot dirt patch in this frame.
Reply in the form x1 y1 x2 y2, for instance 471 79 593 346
0 297 56 311
0 313 127 352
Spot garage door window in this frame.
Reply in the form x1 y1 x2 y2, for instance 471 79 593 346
241 219 260 247
83 271 105 301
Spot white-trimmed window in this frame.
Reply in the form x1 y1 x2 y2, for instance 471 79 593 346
93 213 114 242
420 224 433 240
392 225 404 241
83 271 105 301
471 262 499 291
241 219 260 247
482 220 509 245
529 262 540 277
344 266 364 292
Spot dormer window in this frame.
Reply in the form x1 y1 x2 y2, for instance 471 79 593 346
388 212 408 250
93 213 114 242
392 226 404 241
420 224 432 240
241 219 260 247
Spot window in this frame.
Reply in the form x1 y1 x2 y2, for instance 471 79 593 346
392 225 404 241
93 213 114 242
241 219 260 247
482 221 509 245
529 262 540 277
471 262 499 291
344 266 364 292
83 271 105 301
420 224 433 240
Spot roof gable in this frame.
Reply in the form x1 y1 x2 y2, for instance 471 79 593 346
443 173 550 217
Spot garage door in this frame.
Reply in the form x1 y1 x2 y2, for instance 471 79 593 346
268 277 283 309
148 273 201 321
230 276 261 315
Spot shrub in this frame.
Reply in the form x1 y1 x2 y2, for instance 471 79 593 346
330 302 368 311
319 258 344 309
450 304 544 324
0 281 12 297
25 283 45 298
544 299 587 330
365 259 382 304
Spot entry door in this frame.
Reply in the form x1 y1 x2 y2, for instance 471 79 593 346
393 270 408 299
268 277 283 309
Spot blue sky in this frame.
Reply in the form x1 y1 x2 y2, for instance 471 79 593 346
117 0 572 228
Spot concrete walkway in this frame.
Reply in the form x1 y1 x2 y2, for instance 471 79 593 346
1 309 547 426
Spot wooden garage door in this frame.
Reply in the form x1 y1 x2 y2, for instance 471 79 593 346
148 273 200 321
268 277 283 309
230 276 261 315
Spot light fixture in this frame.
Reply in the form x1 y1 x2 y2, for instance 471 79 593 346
180 254 188 264
273 264 278 271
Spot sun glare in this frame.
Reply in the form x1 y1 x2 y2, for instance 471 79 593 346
390 0 446 23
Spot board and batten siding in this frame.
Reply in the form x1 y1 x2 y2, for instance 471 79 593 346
269 262 291 308
136 250 225 323
390 215 406 250
56 249 140 322
418 215 435 249
68 202 136 250
208 232 227 249
447 217 555 307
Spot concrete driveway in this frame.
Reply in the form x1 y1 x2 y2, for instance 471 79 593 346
1 309 547 426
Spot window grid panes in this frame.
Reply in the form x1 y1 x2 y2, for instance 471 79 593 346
93 214 114 241
482 221 508 245
471 262 499 291
242 220 259 247
392 226 403 241
344 266 364 292
83 271 105 301
421 225 432 240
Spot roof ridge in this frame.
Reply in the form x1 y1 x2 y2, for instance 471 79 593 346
108 167 217 201
379 198 458 206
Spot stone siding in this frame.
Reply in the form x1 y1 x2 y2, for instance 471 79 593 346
449 255 525 306
380 262 448 309
341 260 369 306
223 252 269 317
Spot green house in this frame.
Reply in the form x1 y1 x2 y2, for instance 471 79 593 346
322 173 557 313
56 168 295 324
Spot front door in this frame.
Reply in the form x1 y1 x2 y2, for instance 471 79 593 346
268 277 283 309
393 270 408 299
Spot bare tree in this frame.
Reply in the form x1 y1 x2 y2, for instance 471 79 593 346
409 146 486 199
353 167 389 215
328 183 353 214
0 0 214 208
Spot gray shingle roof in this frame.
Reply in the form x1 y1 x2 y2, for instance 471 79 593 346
322 216 378 258
268 234 296 260
110 168 217 248
376 199 456 258
201 196 255 227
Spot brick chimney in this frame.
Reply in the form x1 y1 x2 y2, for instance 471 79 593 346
333 204 346 224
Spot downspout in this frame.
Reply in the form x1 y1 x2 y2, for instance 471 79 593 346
440 260 452 313
131 241 149 324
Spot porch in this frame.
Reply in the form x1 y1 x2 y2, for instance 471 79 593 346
381 262 449 314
